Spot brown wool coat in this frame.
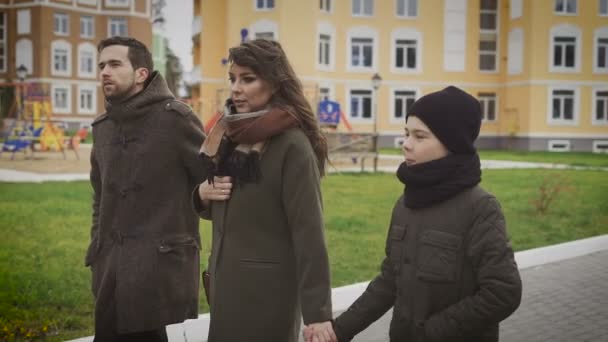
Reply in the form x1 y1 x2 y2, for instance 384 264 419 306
334 186 522 342
193 128 333 342
86 72 206 334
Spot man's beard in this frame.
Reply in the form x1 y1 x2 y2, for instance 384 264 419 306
104 82 138 103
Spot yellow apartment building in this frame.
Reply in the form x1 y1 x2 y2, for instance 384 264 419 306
0 0 152 129
192 0 608 152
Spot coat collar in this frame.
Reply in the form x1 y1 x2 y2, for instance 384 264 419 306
105 71 174 123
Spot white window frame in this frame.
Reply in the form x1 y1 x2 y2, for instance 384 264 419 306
78 43 96 79
51 40 72 77
105 0 130 8
254 0 275 11
510 0 522 19
508 28 524 74
318 85 334 102
17 9 31 35
549 24 581 73
352 0 374 17
593 27 608 73
320 0 332 13
478 93 498 122
0 12 7 72
80 15 95 39
52 84 72 114
547 86 579 126
479 0 499 73
54 13 69 36
347 26 378 72
346 87 374 123
592 140 608 153
77 84 97 115
592 88 608 125
78 0 99 5
395 0 418 18
391 28 422 74
250 19 278 40
317 22 335 71
443 0 467 71
554 0 577 15
108 17 128 37
548 140 571 152
16 39 33 75
601 0 608 16
390 87 418 124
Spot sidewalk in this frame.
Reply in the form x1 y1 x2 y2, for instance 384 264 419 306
69 235 608 342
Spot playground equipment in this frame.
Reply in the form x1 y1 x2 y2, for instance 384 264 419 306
1 84 82 160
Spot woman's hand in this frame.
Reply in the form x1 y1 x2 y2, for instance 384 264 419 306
198 176 233 208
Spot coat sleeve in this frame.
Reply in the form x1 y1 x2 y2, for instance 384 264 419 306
175 111 206 185
333 225 398 341
281 137 332 325
85 145 101 267
423 196 522 341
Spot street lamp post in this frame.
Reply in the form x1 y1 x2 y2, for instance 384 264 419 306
16 64 28 122
371 73 382 172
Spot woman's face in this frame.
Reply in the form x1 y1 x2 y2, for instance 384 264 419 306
402 115 449 166
228 64 274 113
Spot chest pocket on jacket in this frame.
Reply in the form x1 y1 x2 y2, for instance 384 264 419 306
416 230 462 283
388 224 407 274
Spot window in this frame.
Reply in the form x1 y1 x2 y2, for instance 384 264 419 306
595 28 608 73
255 0 275 10
255 32 274 40
52 84 72 114
78 85 97 114
550 25 581 72
353 0 373 16
393 90 416 121
550 89 577 124
105 0 129 7
54 13 69 36
592 140 608 153
395 39 417 70
108 17 127 37
349 89 372 119
555 0 577 14
351 38 373 68
319 34 331 66
479 0 498 72
78 0 98 5
78 43 96 78
51 40 72 76
0 12 6 72
16 39 33 74
319 87 330 101
593 90 608 124
320 0 331 12
81 16 94 38
17 9 31 35
510 0 522 18
444 0 466 71
479 93 497 121
396 0 417 17
601 0 608 15
548 140 571 152
250 19 278 41
508 29 523 74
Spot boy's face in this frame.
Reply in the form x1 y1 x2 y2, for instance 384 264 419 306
402 115 449 166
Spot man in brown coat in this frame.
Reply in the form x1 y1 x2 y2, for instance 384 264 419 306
86 37 205 341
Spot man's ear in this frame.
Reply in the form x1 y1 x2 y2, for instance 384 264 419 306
134 67 150 85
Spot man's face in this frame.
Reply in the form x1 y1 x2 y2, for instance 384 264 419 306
98 45 147 102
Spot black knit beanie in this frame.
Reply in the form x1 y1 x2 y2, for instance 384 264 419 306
406 86 482 154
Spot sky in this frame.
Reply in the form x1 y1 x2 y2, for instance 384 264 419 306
162 0 194 72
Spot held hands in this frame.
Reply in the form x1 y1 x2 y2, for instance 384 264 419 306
303 321 337 342
197 176 233 207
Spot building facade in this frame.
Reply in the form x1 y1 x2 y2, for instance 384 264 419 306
193 0 608 152
0 0 152 129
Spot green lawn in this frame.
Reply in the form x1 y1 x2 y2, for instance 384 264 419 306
379 148 608 167
1 170 607 340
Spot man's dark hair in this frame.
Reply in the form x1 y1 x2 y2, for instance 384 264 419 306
98 36 154 77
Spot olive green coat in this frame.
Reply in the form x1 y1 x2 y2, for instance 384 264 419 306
87 72 206 334
194 128 333 341
334 186 522 342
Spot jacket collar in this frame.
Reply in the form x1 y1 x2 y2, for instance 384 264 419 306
105 71 174 122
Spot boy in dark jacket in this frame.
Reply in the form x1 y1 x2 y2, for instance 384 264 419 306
305 86 522 342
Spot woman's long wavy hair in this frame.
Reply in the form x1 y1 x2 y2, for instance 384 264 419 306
228 39 328 176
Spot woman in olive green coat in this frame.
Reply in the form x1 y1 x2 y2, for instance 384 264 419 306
193 39 336 342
